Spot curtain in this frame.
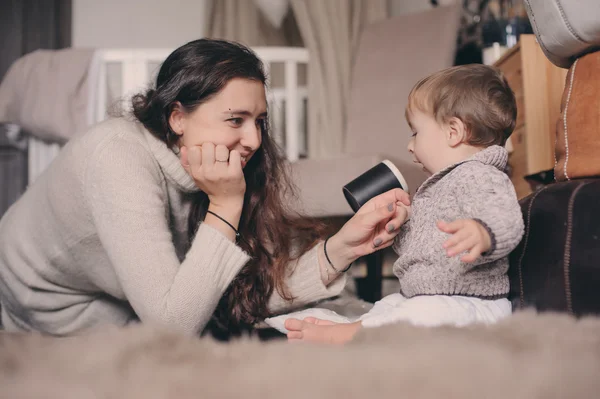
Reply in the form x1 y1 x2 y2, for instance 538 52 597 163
0 0 72 220
205 0 388 158
206 0 302 88
290 0 388 158
207 0 300 47
0 0 71 82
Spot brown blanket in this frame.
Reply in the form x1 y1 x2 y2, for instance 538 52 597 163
1 311 599 398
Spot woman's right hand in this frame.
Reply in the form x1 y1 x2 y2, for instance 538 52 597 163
322 189 411 271
180 143 246 211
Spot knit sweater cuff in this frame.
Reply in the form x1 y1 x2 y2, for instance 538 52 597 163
473 218 496 256
471 205 524 265
189 223 250 292
268 244 347 314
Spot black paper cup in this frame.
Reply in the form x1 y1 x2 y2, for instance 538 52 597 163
343 160 409 213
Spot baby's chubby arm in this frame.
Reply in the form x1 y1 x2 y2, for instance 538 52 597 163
438 164 524 264
437 218 492 263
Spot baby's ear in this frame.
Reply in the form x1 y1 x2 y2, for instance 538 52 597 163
445 117 467 147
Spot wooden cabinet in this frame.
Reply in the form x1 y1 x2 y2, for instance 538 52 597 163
494 35 568 198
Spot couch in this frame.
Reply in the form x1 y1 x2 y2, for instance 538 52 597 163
291 5 460 218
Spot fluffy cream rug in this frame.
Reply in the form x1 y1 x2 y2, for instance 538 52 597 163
1 311 600 398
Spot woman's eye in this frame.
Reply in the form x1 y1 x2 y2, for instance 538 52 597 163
228 117 243 126
411 131 418 137
256 118 266 129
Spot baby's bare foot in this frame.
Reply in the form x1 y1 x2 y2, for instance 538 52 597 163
285 318 361 345
302 317 337 326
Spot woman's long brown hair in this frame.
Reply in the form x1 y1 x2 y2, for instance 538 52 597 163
132 39 332 338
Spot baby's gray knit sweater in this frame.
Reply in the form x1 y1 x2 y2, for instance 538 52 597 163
392 145 524 299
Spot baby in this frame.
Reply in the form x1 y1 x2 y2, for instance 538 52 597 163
285 64 525 344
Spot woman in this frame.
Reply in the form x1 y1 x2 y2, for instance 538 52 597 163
0 39 409 337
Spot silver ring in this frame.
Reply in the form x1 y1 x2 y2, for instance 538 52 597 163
215 159 228 163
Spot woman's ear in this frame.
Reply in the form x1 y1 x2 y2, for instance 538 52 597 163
168 102 185 136
445 117 467 147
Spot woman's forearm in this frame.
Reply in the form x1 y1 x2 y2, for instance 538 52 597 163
317 234 358 285
267 244 348 314
204 203 243 242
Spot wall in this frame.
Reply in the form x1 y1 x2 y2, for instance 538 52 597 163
72 0 209 48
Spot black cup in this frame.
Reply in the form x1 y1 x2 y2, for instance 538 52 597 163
343 160 409 213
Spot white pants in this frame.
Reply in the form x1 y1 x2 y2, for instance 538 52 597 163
264 293 511 333
358 293 512 328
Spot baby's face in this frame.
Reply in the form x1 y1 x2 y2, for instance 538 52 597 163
406 110 451 175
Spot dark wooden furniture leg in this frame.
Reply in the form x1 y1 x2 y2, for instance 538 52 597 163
355 251 383 303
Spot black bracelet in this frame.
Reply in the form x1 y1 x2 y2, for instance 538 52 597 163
206 210 240 242
323 237 352 273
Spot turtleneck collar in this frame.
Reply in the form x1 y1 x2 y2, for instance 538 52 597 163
139 123 199 193
417 145 508 194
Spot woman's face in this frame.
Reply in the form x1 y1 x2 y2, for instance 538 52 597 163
170 78 267 168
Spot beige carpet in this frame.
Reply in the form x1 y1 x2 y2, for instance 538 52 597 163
1 311 600 398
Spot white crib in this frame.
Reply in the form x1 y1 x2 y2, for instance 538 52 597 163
28 46 309 184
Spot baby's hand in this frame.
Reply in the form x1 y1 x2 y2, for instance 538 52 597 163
437 219 491 263
397 201 411 222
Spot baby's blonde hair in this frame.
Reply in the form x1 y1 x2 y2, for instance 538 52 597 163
406 64 517 146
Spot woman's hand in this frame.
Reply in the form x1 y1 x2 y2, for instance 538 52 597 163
324 188 411 270
180 143 246 210
180 143 246 241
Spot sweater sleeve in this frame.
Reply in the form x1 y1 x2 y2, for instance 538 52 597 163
453 164 525 264
85 138 249 334
267 244 347 314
